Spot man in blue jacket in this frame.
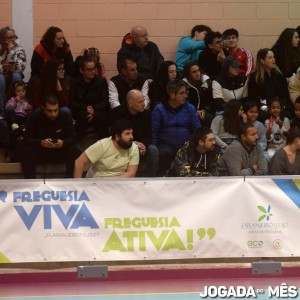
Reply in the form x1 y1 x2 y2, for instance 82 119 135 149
151 79 201 176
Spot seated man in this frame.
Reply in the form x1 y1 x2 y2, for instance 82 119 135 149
167 127 222 177
198 31 228 80
218 123 268 176
74 119 139 178
117 25 164 83
175 24 211 75
151 79 201 175
22 96 81 179
222 28 254 77
108 59 150 109
71 57 109 142
111 89 157 177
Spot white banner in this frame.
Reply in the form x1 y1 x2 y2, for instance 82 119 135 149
0 177 299 263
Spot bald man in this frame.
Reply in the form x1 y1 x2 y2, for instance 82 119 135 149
117 25 164 83
111 89 158 177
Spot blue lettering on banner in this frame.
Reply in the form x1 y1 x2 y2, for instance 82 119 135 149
12 190 99 230
13 190 90 202
14 203 99 230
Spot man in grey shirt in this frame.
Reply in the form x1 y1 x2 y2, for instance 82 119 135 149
218 123 268 176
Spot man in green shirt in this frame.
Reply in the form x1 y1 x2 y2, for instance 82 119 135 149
74 119 139 178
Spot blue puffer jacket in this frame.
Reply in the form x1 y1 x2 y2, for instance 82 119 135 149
151 101 201 149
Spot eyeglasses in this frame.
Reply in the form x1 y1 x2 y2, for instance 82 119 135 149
177 90 189 96
57 67 65 71
83 67 96 72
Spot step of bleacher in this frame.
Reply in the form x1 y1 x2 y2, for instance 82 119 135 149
0 162 67 179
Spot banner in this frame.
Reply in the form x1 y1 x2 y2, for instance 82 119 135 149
0 177 299 263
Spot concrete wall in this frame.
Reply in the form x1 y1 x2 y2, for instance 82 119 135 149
7 1 300 79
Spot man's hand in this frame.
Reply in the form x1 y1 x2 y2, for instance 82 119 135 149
86 106 94 122
197 110 205 120
134 141 146 155
217 50 226 62
41 138 63 149
5 40 15 52
252 164 258 172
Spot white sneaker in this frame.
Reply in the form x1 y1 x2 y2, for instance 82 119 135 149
11 123 19 131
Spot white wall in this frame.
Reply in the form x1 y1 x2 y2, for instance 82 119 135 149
12 0 33 81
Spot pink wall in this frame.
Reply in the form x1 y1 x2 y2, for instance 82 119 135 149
31 1 300 78
0 0 12 29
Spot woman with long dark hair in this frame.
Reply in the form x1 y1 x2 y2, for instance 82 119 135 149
30 59 71 113
30 26 74 80
182 61 214 126
211 99 243 151
149 61 178 109
271 28 300 79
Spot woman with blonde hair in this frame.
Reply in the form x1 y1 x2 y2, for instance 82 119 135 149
248 48 292 122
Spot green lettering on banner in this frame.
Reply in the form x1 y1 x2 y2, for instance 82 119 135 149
102 231 126 252
147 230 169 251
161 229 186 251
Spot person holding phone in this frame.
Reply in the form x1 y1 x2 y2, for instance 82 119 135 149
22 96 81 179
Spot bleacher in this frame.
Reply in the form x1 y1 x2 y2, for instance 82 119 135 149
0 149 66 179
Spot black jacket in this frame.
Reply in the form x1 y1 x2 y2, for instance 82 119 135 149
117 33 164 80
24 108 76 149
71 75 109 120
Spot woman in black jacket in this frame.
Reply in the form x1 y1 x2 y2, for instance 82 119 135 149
248 48 293 122
182 62 214 127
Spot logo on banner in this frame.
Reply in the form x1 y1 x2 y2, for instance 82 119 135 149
273 239 283 250
241 204 288 234
11 190 99 230
257 205 273 221
247 240 263 248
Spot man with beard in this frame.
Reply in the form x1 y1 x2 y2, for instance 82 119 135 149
22 96 81 178
166 127 222 177
218 123 268 176
74 119 139 178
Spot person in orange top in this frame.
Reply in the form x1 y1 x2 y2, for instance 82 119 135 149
30 26 74 82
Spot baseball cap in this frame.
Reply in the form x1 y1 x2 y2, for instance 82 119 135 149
221 56 242 68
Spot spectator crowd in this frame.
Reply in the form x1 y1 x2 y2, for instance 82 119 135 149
1 24 300 178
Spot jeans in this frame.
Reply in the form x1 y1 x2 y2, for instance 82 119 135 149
22 144 81 179
0 72 23 116
142 144 159 177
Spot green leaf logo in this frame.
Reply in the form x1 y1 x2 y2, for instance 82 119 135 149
257 205 273 221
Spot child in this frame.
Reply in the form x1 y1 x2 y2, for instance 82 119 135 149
264 98 290 160
5 81 32 132
290 96 300 129
243 101 267 151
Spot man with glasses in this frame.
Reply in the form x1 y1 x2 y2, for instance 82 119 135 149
151 79 201 176
0 26 26 118
117 26 164 84
198 31 228 80
71 57 109 146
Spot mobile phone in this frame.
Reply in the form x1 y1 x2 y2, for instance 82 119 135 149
51 139 58 143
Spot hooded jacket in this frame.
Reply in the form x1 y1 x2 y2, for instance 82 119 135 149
117 33 164 80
